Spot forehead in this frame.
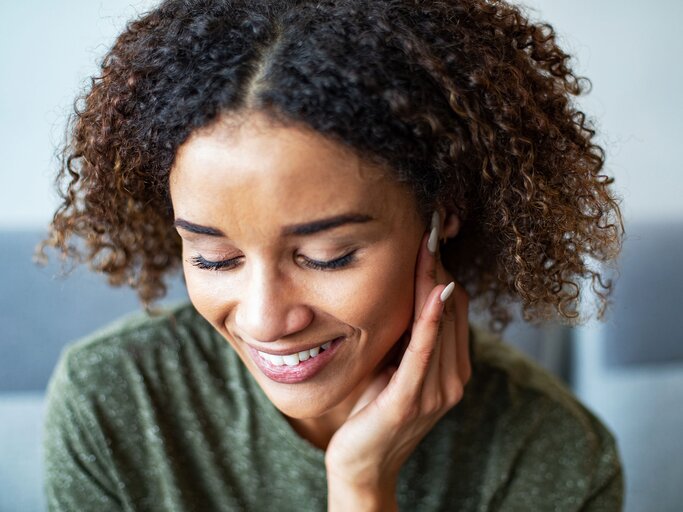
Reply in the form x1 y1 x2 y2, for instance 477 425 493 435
169 113 416 229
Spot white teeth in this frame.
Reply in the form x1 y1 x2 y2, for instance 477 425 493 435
283 354 299 367
257 338 339 366
269 354 284 366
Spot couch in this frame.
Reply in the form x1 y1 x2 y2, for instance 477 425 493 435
1 223 680 511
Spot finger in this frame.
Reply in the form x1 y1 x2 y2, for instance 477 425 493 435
394 283 449 400
420 280 455 407
452 281 472 384
430 242 469 385
420 321 446 410
349 365 397 417
438 280 471 389
418 241 455 390
436 282 463 405
413 213 439 323
438 295 457 378
431 242 471 394
430 254 454 379
403 219 440 391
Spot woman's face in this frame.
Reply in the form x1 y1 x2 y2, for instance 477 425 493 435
170 112 425 420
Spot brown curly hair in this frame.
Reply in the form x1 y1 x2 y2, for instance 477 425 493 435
38 0 623 331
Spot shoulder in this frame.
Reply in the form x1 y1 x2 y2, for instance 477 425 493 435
42 303 240 508
469 324 611 437
46 301 219 403
469 325 581 408
463 325 623 508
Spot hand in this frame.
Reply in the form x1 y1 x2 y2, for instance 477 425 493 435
325 222 472 511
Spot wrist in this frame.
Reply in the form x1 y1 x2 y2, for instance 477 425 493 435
327 473 398 512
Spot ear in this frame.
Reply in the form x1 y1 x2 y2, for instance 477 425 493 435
438 208 461 239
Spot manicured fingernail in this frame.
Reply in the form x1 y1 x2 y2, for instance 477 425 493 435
440 281 455 302
428 226 438 254
431 211 440 231
428 211 440 254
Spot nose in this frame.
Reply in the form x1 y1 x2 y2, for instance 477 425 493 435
233 264 314 343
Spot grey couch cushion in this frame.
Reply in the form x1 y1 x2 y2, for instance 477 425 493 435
0 392 45 512
0 231 187 391
602 221 683 366
2 230 571 392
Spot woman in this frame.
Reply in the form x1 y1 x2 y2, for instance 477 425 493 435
41 0 624 510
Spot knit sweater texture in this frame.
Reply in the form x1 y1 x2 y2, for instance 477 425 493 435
44 302 623 511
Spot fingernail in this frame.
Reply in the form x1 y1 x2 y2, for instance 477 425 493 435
428 226 438 254
429 211 440 254
431 211 440 232
440 281 455 302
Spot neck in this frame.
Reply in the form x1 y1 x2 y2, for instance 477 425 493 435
286 372 373 450
285 338 405 450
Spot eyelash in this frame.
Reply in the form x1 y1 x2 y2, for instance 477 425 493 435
189 250 358 272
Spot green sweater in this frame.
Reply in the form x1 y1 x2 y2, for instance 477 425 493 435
43 302 623 511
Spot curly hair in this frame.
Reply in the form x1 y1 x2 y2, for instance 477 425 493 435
38 0 623 331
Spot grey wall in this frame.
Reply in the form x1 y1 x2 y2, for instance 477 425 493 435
1 0 681 229
0 0 156 229
521 0 683 224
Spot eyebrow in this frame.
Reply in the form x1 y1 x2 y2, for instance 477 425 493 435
173 213 374 238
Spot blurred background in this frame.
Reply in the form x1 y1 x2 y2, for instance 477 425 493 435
1 1 681 510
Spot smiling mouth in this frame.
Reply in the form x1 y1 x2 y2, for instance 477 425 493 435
256 339 334 367
246 337 345 384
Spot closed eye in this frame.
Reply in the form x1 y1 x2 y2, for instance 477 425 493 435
298 250 358 271
189 250 358 272
190 255 242 271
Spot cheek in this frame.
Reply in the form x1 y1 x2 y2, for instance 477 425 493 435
182 260 232 331
182 236 421 346
321 246 417 344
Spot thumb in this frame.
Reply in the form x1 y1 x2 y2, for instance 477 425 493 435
348 366 398 417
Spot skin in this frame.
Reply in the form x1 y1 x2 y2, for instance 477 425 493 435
170 111 471 510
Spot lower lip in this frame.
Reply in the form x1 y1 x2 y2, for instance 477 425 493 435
246 337 345 384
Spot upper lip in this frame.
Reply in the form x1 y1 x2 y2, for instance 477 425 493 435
246 336 344 356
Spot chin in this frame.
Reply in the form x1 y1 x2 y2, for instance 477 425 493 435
251 373 345 418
